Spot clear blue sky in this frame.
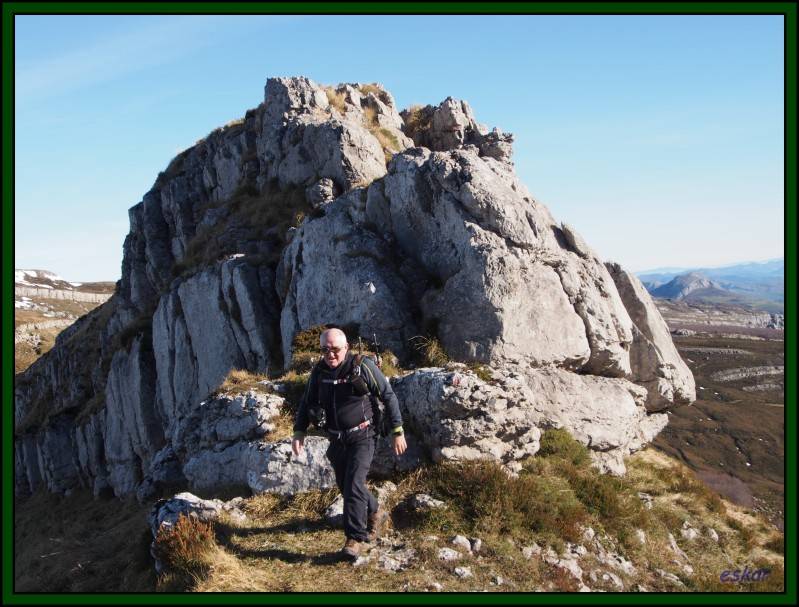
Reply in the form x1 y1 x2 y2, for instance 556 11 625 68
14 14 785 281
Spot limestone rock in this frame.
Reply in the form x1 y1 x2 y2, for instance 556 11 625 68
454 566 472 578
248 436 336 495
451 535 472 553
325 494 344 525
438 547 462 561
606 262 696 410
408 493 446 511
14 75 693 504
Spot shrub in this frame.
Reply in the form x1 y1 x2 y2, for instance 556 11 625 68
536 428 591 467
402 104 432 140
152 514 217 578
764 534 784 554
409 335 449 367
424 459 588 542
213 369 269 396
357 83 389 103
324 87 347 114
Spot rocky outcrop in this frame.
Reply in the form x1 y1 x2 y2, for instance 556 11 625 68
655 300 784 330
393 364 666 475
710 366 784 383
14 286 112 303
606 263 696 410
14 75 694 499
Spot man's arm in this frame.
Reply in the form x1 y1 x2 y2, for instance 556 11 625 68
361 357 404 435
292 371 315 456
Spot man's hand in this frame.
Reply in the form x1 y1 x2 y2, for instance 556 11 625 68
292 436 305 458
393 434 407 456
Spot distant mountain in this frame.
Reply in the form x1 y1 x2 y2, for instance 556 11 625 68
638 259 784 308
649 272 726 300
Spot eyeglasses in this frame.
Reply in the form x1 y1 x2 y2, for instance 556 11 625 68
321 345 346 355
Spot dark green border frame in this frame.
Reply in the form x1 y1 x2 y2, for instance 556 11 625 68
2 1 795 605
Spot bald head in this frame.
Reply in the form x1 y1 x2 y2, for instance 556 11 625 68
320 328 347 347
320 328 349 368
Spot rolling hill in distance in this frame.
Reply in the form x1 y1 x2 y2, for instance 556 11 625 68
637 259 784 314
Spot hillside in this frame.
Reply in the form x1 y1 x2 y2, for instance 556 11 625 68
638 260 784 313
15 421 784 592
14 269 116 373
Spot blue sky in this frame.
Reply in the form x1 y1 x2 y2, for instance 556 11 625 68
14 14 785 281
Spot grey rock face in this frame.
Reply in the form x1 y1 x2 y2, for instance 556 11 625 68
276 192 419 364
247 436 336 495
14 75 693 502
392 364 664 474
401 98 513 163
104 335 164 496
606 263 695 410
152 258 280 450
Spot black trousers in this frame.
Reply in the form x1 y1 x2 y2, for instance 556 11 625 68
326 426 378 542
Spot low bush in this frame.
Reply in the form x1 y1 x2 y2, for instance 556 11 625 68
409 335 449 367
422 459 588 543
152 514 217 579
535 428 591 467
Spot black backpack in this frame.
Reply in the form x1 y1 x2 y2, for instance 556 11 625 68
306 354 389 437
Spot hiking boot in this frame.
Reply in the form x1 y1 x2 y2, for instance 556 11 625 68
367 508 388 542
341 538 362 559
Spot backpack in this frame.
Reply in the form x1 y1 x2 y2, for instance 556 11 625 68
307 353 388 436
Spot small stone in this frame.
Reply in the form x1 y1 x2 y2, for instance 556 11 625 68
454 566 472 578
582 527 596 542
410 493 446 511
706 527 719 542
680 522 699 541
452 535 472 552
353 555 371 567
635 529 647 545
428 581 443 591
522 543 541 559
437 547 461 561
602 571 624 589
470 537 483 553
655 568 685 587
324 495 344 525
491 575 503 586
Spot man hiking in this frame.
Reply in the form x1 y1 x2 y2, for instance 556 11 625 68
292 328 407 559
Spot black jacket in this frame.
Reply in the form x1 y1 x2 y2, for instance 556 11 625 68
293 352 403 434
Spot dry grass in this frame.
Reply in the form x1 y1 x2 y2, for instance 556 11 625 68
214 368 270 395
409 335 449 367
14 489 155 592
356 83 386 100
172 181 312 279
153 514 217 582
15 440 785 593
401 104 432 143
324 87 347 114
361 106 402 163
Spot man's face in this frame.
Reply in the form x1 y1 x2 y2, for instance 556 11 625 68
321 333 348 369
